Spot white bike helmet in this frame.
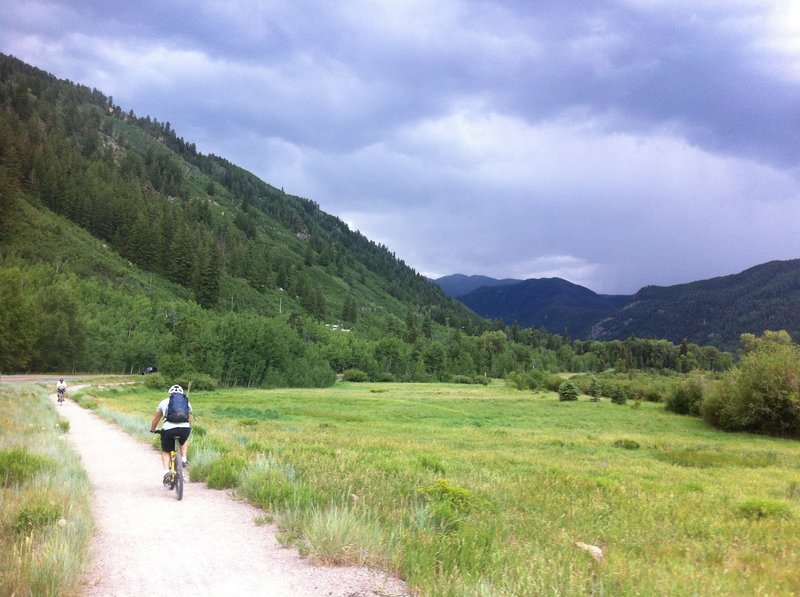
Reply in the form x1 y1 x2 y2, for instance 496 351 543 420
168 384 184 394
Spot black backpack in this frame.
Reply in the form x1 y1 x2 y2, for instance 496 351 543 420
165 392 190 423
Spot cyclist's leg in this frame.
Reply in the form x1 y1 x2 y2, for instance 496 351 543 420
160 429 176 479
177 428 191 462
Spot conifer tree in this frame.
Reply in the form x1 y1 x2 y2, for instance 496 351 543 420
195 241 222 308
167 220 195 286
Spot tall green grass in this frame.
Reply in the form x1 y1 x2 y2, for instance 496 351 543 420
0 385 94 596
88 381 800 596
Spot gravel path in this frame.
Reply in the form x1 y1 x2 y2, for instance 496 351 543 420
51 392 411 597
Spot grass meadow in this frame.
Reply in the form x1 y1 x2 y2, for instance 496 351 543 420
84 380 800 596
0 384 93 597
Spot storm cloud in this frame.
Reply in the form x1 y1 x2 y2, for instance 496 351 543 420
4 0 799 292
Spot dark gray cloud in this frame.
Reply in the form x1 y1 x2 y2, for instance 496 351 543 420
3 0 799 293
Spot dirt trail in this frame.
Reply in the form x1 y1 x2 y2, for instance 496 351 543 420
50 391 411 597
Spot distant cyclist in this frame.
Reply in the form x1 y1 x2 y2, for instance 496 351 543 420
150 384 192 485
56 378 67 400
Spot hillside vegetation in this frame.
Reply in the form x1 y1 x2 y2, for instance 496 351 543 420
1 54 732 383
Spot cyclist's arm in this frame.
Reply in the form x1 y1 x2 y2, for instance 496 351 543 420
149 410 163 433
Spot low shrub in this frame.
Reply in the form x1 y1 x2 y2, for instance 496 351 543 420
543 374 565 392
455 374 489 385
505 371 531 390
167 373 219 392
342 369 369 382
416 479 474 534
0 448 51 487
76 395 98 410
183 441 221 482
375 372 395 382
455 374 477 384
301 506 386 566
656 447 776 468
143 372 167 389
418 499 463 534
417 455 446 476
188 373 219 391
240 456 322 511
737 498 792 520
613 439 641 450
418 478 473 510
205 455 247 489
13 499 63 535
643 388 664 402
665 378 704 416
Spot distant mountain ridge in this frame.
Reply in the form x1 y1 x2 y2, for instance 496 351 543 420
434 260 800 349
435 276 629 337
433 274 521 298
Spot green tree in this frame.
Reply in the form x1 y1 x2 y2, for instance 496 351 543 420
195 241 222 309
422 341 447 376
31 280 86 372
0 268 38 371
374 336 404 373
0 165 17 240
167 220 195 286
558 380 579 401
341 295 358 323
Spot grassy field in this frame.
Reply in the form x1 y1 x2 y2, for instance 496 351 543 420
84 380 800 596
0 385 93 597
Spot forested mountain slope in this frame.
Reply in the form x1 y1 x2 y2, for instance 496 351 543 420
0 54 470 322
590 259 800 350
0 53 485 379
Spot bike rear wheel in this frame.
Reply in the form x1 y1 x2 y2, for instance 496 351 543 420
174 440 184 501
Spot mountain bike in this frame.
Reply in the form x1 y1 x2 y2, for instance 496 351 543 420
57 388 66 405
152 430 185 500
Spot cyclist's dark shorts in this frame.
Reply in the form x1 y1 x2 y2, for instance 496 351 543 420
160 427 191 452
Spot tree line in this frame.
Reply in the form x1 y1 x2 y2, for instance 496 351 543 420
0 258 733 383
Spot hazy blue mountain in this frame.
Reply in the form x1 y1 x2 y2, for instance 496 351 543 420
433 274 522 298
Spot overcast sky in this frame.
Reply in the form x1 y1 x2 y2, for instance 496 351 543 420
4 1 800 293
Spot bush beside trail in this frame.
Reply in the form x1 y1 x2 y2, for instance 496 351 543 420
702 339 800 437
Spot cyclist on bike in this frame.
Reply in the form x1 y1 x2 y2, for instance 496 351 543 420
56 378 67 398
150 384 192 485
